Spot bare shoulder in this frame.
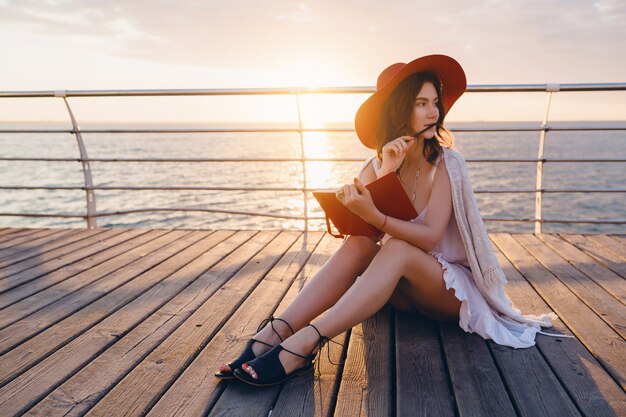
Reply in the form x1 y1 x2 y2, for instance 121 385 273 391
434 159 451 184
358 157 379 184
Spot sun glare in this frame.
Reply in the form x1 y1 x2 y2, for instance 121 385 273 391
298 94 337 128
304 131 333 159
303 131 340 189
280 54 347 88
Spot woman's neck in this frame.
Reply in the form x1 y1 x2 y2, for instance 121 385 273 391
405 139 425 168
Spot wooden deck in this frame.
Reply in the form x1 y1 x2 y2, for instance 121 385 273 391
0 227 623 416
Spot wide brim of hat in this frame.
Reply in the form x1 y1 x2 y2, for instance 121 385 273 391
355 54 466 149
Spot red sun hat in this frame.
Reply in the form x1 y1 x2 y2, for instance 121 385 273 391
355 54 467 149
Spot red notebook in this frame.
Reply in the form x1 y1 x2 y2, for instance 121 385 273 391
313 172 419 239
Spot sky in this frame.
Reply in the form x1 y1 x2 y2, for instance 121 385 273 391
1 0 625 124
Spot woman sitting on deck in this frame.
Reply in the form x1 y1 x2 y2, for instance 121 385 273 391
215 54 556 387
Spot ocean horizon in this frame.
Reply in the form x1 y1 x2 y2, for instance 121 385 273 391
1 120 624 234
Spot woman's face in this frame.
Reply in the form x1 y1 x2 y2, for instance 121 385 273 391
409 81 440 139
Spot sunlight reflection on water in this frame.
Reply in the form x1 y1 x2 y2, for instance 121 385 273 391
0 123 624 233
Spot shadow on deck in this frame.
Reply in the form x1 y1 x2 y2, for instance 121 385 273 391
0 227 624 416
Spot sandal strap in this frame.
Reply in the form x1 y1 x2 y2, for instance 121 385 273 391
279 345 311 360
250 338 273 348
265 324 323 363
307 323 345 367
256 315 296 343
272 317 296 337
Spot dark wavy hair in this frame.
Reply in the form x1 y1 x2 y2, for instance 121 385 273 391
375 71 454 168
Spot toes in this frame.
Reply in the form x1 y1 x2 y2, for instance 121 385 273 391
219 363 231 372
242 363 258 379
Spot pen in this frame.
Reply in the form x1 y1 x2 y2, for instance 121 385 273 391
411 122 439 139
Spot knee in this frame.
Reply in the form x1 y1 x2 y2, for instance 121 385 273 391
383 238 424 266
384 237 421 254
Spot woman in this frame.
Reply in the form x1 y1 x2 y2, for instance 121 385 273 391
215 54 557 387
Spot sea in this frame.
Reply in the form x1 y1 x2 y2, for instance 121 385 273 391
0 121 624 234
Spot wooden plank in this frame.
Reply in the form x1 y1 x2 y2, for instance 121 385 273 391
83 231 295 417
0 230 185 353
0 229 167 327
488 341 581 417
0 230 206 383
334 305 393 417
0 229 73 259
396 310 455 417
439 323 517 417
561 234 626 278
492 235 626 416
608 235 626 251
491 234 626 390
0 229 150 308
0 228 45 245
0 228 28 240
536 234 625 304
514 234 626 339
0 230 85 268
587 235 626 260
0 228 125 290
14 230 254 417
0 229 99 266
148 232 336 417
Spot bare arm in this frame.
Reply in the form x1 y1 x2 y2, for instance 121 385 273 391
368 161 453 252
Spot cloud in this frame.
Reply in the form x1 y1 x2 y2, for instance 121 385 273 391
1 0 624 82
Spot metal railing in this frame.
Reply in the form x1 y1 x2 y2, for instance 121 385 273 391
1 83 625 232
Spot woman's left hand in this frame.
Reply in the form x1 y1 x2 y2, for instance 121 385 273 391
335 178 380 223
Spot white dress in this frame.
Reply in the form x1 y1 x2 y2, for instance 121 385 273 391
360 156 545 348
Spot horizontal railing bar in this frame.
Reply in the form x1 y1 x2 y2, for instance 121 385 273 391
0 212 85 219
1 210 623 225
452 126 626 132
0 87 371 98
0 185 304 192
2 185 625 193
482 217 626 224
0 209 306 220
468 83 626 92
1 83 625 98
1 125 625 135
476 189 626 193
1 157 625 164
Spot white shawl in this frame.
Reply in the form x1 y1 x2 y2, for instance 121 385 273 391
442 147 556 327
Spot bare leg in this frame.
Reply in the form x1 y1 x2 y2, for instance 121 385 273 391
241 237 461 379
218 236 380 373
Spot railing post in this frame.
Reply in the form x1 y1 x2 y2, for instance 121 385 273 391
535 84 558 233
295 93 309 231
57 91 98 228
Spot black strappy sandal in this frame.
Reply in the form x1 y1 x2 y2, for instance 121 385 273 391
214 316 295 379
233 323 343 387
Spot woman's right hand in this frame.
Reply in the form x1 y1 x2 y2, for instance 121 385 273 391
380 136 416 175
